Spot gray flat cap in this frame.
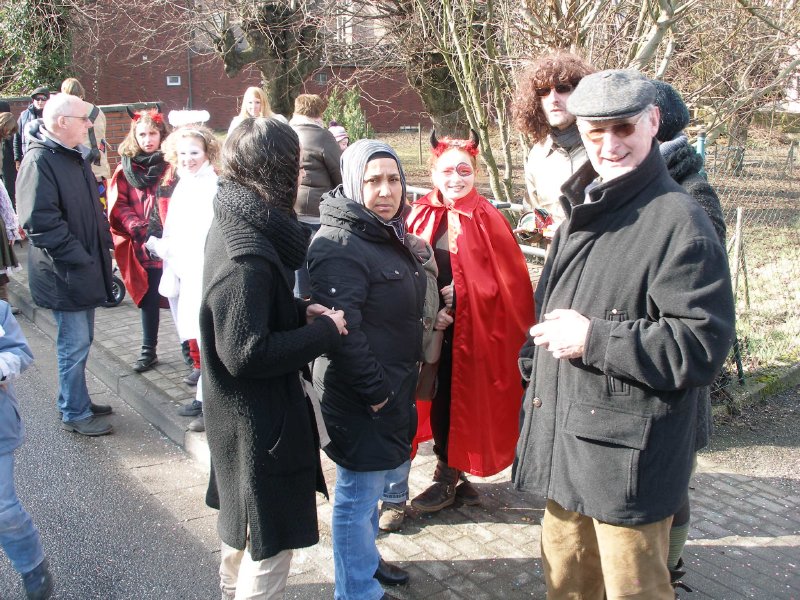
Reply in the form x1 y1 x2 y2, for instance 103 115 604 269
567 69 655 121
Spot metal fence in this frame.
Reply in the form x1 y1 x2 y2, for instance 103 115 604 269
704 142 800 402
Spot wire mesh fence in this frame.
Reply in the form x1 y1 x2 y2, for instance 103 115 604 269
705 141 800 405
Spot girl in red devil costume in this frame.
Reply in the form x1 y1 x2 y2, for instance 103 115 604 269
407 130 535 512
108 108 173 373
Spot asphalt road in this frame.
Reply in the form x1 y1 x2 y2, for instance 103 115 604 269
0 315 221 599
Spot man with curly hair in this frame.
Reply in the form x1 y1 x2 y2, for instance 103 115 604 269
512 51 595 236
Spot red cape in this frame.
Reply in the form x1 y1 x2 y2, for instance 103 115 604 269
107 167 149 306
407 188 535 476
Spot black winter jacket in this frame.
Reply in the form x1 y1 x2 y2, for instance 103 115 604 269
513 143 735 525
663 138 727 452
201 179 342 561
17 125 113 310
308 190 426 472
292 122 342 222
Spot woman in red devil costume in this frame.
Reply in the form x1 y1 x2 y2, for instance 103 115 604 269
407 130 535 513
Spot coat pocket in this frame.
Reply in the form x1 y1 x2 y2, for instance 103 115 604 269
563 403 651 501
604 309 630 396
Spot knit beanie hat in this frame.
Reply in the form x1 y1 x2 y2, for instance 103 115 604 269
328 121 348 143
340 139 406 208
651 80 690 142
30 86 50 99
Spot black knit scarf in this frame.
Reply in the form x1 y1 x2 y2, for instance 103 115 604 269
122 152 166 190
215 179 308 270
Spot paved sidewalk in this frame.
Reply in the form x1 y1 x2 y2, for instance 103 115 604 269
8 242 800 599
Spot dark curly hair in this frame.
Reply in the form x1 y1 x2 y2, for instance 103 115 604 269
221 117 300 215
513 51 596 144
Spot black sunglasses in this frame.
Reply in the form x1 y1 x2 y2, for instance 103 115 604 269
535 83 574 97
33 96 49 102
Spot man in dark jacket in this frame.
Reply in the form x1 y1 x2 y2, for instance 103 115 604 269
513 70 736 599
13 86 49 169
16 93 115 437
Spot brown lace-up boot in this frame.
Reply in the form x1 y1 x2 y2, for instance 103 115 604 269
411 460 460 513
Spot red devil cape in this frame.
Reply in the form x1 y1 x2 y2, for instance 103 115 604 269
407 188 535 476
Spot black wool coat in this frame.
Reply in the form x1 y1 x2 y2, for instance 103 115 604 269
17 127 113 311
308 190 426 472
513 143 736 525
201 179 342 561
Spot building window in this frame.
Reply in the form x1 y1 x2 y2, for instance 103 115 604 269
314 72 328 86
166 75 181 87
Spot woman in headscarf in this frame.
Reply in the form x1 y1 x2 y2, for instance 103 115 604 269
308 140 426 600
201 117 347 599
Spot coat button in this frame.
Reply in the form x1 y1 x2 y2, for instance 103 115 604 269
532 397 542 408
611 308 618 314
394 270 400 275
415 271 419 276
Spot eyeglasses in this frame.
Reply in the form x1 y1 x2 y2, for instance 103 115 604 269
63 115 92 123
439 162 474 178
580 112 646 143
535 83 574 97
33 96 48 102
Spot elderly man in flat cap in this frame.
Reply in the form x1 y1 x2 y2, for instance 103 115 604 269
513 70 735 599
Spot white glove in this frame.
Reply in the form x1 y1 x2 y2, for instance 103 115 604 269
0 351 22 382
145 236 163 259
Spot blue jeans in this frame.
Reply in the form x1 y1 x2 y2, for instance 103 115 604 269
52 309 95 422
382 459 411 504
332 465 389 600
0 451 44 575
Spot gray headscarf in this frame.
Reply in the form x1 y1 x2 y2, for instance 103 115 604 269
340 139 407 209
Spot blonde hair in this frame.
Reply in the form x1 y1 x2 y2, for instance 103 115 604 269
0 112 17 138
163 125 220 169
238 87 272 118
61 77 86 99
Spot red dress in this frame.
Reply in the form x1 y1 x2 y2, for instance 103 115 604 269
407 188 535 476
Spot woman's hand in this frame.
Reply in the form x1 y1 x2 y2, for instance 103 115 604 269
305 303 328 323
307 303 348 334
440 284 454 308
324 309 348 335
434 307 454 330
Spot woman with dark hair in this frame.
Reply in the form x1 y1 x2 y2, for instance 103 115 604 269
308 140 426 600
201 117 347 599
108 109 172 372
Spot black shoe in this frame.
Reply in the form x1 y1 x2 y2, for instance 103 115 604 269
61 415 113 437
178 399 203 417
374 558 409 586
133 346 158 372
90 402 113 416
10 305 20 315
22 558 53 600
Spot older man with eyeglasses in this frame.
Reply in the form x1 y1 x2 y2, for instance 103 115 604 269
512 70 736 599
16 93 116 437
